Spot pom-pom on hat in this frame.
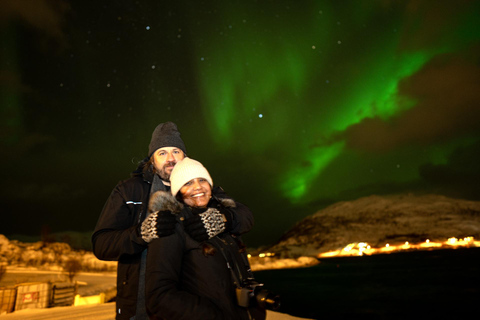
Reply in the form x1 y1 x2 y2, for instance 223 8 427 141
148 122 187 157
170 157 213 197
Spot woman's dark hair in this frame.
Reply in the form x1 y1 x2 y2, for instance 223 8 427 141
202 243 217 256
175 192 184 203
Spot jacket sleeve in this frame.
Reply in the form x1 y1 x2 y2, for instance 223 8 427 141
146 228 225 320
213 187 254 235
91 182 147 261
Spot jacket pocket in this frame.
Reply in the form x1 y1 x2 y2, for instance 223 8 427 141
117 262 134 300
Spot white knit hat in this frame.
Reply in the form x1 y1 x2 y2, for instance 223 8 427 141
170 157 213 197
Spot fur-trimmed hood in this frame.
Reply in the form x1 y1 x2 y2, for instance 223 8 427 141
149 191 183 213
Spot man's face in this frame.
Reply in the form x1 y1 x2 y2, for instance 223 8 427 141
152 147 185 181
180 178 212 208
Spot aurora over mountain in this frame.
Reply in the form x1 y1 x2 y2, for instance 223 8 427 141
1 1 480 246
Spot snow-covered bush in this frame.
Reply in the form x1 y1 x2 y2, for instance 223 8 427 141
0 234 116 272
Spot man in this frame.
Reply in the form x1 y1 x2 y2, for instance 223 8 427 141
92 122 254 320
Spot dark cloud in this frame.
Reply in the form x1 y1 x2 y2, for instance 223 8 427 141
4 133 56 158
0 70 29 93
397 0 474 51
0 0 70 44
419 140 480 199
339 46 480 152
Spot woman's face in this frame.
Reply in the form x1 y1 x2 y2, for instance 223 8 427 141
180 177 212 208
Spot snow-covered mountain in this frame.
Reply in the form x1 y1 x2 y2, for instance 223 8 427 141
268 194 480 258
0 234 116 272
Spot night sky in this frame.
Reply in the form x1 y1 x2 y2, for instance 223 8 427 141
1 1 480 247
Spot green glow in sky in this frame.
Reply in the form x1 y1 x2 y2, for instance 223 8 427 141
188 2 476 208
192 2 329 150
283 141 345 203
190 1 480 203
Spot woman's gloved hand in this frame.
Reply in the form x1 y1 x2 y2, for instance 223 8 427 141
184 208 231 242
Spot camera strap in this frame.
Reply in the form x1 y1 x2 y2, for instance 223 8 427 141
210 236 247 289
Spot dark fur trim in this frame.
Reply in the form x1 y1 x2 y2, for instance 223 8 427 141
149 191 183 214
219 198 236 208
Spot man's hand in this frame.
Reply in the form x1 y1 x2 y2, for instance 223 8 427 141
140 211 177 243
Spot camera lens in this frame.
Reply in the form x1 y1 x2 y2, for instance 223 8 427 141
255 289 281 310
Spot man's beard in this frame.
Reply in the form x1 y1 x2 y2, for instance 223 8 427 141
158 161 175 181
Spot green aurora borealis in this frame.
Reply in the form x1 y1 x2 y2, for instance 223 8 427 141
1 1 480 246
191 1 480 205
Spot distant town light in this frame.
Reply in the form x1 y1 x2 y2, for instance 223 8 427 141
447 237 458 245
318 236 479 259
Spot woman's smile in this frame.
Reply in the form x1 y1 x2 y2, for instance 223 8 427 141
180 178 212 208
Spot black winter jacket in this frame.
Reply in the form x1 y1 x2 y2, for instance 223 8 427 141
92 169 254 320
145 193 265 320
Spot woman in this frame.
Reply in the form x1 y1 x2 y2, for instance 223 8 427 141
145 158 268 320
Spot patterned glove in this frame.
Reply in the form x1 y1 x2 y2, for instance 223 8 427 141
140 211 177 243
184 208 227 242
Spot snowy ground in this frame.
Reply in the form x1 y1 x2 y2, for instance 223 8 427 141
1 267 117 296
0 302 311 320
0 303 115 320
0 267 312 319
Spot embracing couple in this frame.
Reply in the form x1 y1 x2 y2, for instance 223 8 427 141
92 122 278 320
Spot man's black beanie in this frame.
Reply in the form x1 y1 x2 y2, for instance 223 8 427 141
148 122 187 157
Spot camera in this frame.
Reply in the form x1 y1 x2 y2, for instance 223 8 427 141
236 279 281 310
